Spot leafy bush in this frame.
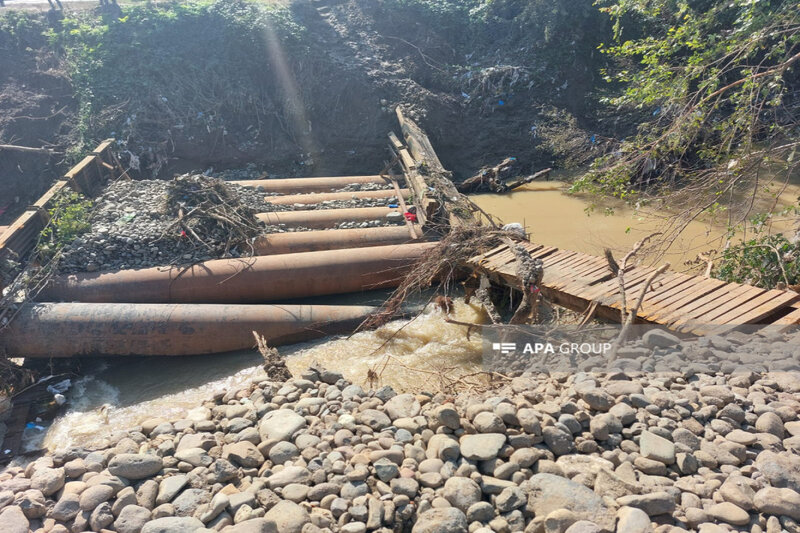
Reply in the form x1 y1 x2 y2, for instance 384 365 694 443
37 191 93 261
715 233 799 289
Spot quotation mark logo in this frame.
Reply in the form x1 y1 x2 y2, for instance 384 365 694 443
492 343 517 354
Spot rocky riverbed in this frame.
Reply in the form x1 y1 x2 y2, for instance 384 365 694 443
1 360 799 533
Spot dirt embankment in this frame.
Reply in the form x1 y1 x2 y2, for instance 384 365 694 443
0 0 608 223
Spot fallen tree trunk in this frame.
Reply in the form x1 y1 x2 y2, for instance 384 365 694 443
0 144 57 155
1 303 375 357
38 242 436 304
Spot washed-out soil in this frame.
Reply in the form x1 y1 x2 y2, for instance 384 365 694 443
0 0 602 225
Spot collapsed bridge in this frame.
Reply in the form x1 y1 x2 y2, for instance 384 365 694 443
2 109 800 361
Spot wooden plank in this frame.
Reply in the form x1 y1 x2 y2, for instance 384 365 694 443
667 284 754 328
637 275 700 317
32 180 69 209
702 290 800 329
647 280 728 323
580 267 654 302
548 257 606 290
695 285 768 323
398 148 417 171
769 306 800 328
388 131 405 150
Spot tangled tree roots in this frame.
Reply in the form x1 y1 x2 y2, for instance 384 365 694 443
358 225 528 331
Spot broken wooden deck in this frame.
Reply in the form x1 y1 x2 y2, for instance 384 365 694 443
468 241 800 335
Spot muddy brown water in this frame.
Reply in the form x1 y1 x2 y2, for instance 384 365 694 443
27 178 800 452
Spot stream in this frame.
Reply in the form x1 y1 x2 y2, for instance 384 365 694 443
27 177 800 452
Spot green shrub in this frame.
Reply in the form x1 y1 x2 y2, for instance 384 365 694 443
37 191 93 261
715 233 799 289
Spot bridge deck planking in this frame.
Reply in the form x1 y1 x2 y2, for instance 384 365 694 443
468 242 800 334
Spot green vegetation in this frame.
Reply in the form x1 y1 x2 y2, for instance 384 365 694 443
715 233 800 288
36 191 93 261
573 0 800 205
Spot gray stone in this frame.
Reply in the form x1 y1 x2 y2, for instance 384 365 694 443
156 475 188 505
615 507 651 533
259 410 306 442
172 488 209 517
385 394 421 420
615 492 675 517
753 487 800 520
267 466 311 489
524 474 613 530
263 500 310 533
755 451 800 492
140 516 204 533
543 426 575 456
226 518 278 533
80 483 115 510
639 431 675 465
359 409 391 431
30 467 65 496
89 501 114 531
114 505 152 533
50 492 81 522
442 477 481 513
707 502 750 526
0 505 28 533
109 454 163 480
495 487 526 513
225 441 265 468
459 434 505 461
412 507 468 533
642 330 680 348
565 521 602 533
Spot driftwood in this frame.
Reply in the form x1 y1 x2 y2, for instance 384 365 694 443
606 233 670 358
0 144 59 155
457 158 551 194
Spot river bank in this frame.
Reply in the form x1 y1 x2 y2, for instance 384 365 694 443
1 324 800 533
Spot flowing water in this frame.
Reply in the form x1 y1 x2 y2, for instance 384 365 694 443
33 299 486 452
29 175 800 452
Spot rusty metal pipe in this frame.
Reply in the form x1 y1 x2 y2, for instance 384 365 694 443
0 303 376 357
253 225 422 255
266 189 410 206
39 243 435 304
256 207 399 229
231 175 388 194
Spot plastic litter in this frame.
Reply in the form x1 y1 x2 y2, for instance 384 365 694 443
46 379 71 395
502 223 525 237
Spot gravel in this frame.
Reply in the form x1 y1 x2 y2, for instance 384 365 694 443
1 357 799 533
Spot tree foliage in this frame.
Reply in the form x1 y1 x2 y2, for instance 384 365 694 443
573 0 800 217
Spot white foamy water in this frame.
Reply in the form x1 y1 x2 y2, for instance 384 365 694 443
35 299 486 451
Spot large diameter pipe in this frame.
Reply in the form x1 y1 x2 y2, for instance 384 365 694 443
253 226 422 255
232 175 388 194
266 189 410 206
39 243 436 304
0 303 376 357
257 207 398 229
